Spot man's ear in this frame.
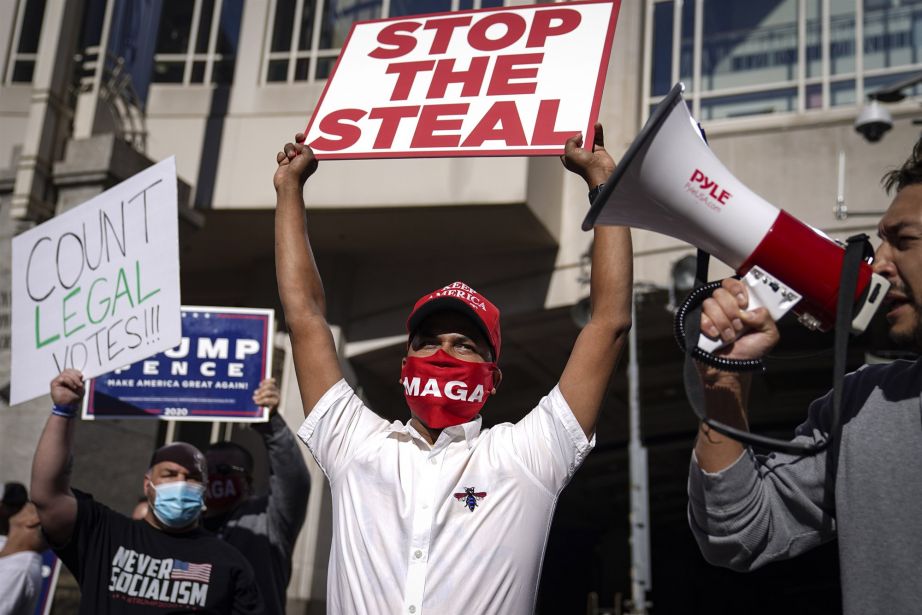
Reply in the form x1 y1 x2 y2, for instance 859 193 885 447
397 357 407 384
491 368 503 395
142 473 154 502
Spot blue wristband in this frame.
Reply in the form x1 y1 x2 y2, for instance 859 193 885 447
51 404 78 419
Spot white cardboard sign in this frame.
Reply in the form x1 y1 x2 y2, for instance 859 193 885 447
304 0 620 159
10 157 182 406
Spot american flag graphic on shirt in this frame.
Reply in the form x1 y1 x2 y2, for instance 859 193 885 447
170 560 212 582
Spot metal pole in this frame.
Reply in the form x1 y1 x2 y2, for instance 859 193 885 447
627 290 651 614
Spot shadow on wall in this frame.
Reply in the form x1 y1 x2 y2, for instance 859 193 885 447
194 86 231 210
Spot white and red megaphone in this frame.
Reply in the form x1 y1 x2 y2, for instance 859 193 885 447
584 83 889 349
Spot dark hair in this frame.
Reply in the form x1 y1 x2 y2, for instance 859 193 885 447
0 482 28 534
206 441 254 474
2 482 28 511
882 137 922 195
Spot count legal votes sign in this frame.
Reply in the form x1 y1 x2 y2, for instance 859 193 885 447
83 307 274 422
9 158 181 406
304 0 620 159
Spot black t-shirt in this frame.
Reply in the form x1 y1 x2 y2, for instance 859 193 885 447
54 490 264 614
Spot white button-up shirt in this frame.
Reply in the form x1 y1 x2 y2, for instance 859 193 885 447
298 379 594 615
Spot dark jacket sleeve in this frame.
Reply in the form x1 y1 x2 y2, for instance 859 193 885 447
253 413 310 558
232 552 266 614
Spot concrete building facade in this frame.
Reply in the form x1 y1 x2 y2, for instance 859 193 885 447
1 0 920 612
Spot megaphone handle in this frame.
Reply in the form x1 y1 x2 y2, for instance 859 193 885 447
696 266 803 354
681 234 868 456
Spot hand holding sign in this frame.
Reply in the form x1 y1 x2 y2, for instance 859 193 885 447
273 134 319 192
253 379 280 415
50 370 85 408
561 123 615 189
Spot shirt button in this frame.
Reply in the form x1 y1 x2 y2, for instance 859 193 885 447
409 606 417 614
414 550 423 559
429 458 437 465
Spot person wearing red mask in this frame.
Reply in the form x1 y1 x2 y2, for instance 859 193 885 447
202 378 310 615
273 126 630 615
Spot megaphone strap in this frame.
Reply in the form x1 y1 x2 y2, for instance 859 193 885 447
673 280 766 373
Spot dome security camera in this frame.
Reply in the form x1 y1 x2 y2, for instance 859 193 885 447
854 99 893 143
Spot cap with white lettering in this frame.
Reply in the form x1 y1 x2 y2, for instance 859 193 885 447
406 281 501 360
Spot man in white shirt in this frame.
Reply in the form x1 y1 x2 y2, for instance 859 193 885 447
273 126 630 614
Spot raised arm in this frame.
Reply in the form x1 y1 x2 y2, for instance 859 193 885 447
274 134 344 414
30 369 82 546
558 125 633 438
251 379 309 550
693 277 780 471
688 280 837 569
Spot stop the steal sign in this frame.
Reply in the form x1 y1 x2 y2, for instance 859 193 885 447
305 0 620 159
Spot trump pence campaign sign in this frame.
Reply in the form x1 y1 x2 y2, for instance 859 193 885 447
83 307 275 422
305 0 620 159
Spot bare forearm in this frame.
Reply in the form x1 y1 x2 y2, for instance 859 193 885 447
275 184 326 320
558 225 632 437
589 225 632 331
31 415 76 502
694 370 751 472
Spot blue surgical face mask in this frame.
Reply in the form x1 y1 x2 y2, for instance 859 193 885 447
149 480 205 529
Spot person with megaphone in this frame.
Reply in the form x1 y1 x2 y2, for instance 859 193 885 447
687 139 922 615
272 126 632 615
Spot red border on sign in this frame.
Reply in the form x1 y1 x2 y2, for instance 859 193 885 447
303 0 621 160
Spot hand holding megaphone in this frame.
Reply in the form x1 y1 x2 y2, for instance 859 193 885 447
583 84 885 453
699 278 781 362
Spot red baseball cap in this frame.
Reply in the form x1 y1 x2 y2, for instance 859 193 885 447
406 281 501 360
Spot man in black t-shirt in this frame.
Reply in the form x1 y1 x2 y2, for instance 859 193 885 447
31 368 265 614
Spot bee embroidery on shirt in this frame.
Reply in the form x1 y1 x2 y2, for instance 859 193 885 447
453 487 487 512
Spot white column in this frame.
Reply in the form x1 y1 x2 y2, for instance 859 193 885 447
11 0 86 221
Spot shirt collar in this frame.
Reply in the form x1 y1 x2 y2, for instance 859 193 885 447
388 416 482 452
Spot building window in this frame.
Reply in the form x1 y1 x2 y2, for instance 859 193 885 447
152 0 244 85
263 0 505 84
645 0 922 122
4 0 47 84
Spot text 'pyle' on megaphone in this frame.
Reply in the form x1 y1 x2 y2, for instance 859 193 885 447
584 83 889 351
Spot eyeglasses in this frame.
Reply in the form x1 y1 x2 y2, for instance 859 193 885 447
213 463 247 475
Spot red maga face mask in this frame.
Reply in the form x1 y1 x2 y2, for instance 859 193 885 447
205 474 247 512
400 350 497 429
